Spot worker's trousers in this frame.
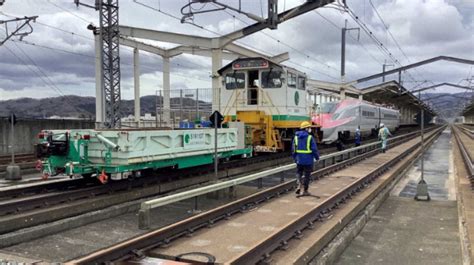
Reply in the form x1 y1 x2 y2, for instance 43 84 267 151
296 164 312 191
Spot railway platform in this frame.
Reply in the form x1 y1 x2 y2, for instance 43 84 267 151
336 128 461 265
67 127 444 264
3 126 474 264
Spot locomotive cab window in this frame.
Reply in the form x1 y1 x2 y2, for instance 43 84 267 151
261 69 282 88
225 72 245 89
297 76 306 90
288 72 297 88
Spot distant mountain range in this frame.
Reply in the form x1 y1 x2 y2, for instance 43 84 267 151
0 92 470 119
420 92 473 118
0 95 211 119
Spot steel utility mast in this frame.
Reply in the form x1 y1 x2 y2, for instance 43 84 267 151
75 0 121 128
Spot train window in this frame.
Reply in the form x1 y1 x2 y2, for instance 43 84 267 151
225 73 245 89
362 110 375 117
261 69 282 88
384 113 398 119
297 76 306 90
288 72 297 88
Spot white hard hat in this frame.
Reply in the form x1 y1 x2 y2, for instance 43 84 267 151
380 123 384 127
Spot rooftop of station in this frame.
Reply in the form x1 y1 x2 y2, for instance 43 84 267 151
463 102 474 116
360 80 436 115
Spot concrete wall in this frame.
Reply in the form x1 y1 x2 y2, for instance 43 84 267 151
0 118 94 156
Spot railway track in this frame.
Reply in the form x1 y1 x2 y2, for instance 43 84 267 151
0 127 432 235
0 153 37 178
0 125 422 198
0 153 36 165
0 151 293 234
452 124 474 186
68 126 444 264
0 151 290 200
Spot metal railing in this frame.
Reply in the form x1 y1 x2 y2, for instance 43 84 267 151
155 88 212 128
137 127 439 229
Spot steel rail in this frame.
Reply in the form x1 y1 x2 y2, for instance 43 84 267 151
458 124 474 140
0 125 421 199
453 125 474 182
137 126 438 228
0 153 293 233
0 125 422 202
68 126 444 264
0 127 436 234
229 129 443 264
0 153 35 163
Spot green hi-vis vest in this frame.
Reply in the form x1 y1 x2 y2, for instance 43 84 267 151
294 135 313 154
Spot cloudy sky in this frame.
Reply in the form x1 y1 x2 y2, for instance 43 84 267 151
0 0 473 110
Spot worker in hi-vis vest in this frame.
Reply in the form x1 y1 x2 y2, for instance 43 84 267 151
291 121 320 196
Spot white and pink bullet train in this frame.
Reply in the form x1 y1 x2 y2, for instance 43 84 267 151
312 99 400 144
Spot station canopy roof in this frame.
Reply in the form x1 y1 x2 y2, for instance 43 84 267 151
360 81 436 116
462 102 474 116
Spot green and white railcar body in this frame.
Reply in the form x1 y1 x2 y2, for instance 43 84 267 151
38 124 252 179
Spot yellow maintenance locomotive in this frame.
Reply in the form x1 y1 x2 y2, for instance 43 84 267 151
219 57 320 152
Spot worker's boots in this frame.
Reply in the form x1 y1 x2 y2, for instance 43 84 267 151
295 183 303 195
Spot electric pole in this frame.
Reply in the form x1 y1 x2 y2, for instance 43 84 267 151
382 60 394 82
340 19 359 82
75 0 121 128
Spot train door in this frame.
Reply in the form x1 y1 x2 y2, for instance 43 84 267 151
378 107 381 127
358 104 361 130
247 70 259 105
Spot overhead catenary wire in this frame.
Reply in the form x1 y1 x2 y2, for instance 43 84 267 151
45 0 93 24
0 11 212 85
1 42 93 114
367 0 428 84
11 39 207 77
345 6 421 86
7 39 211 92
0 11 94 41
133 0 341 81
11 19 210 74
313 10 384 66
214 3 341 74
